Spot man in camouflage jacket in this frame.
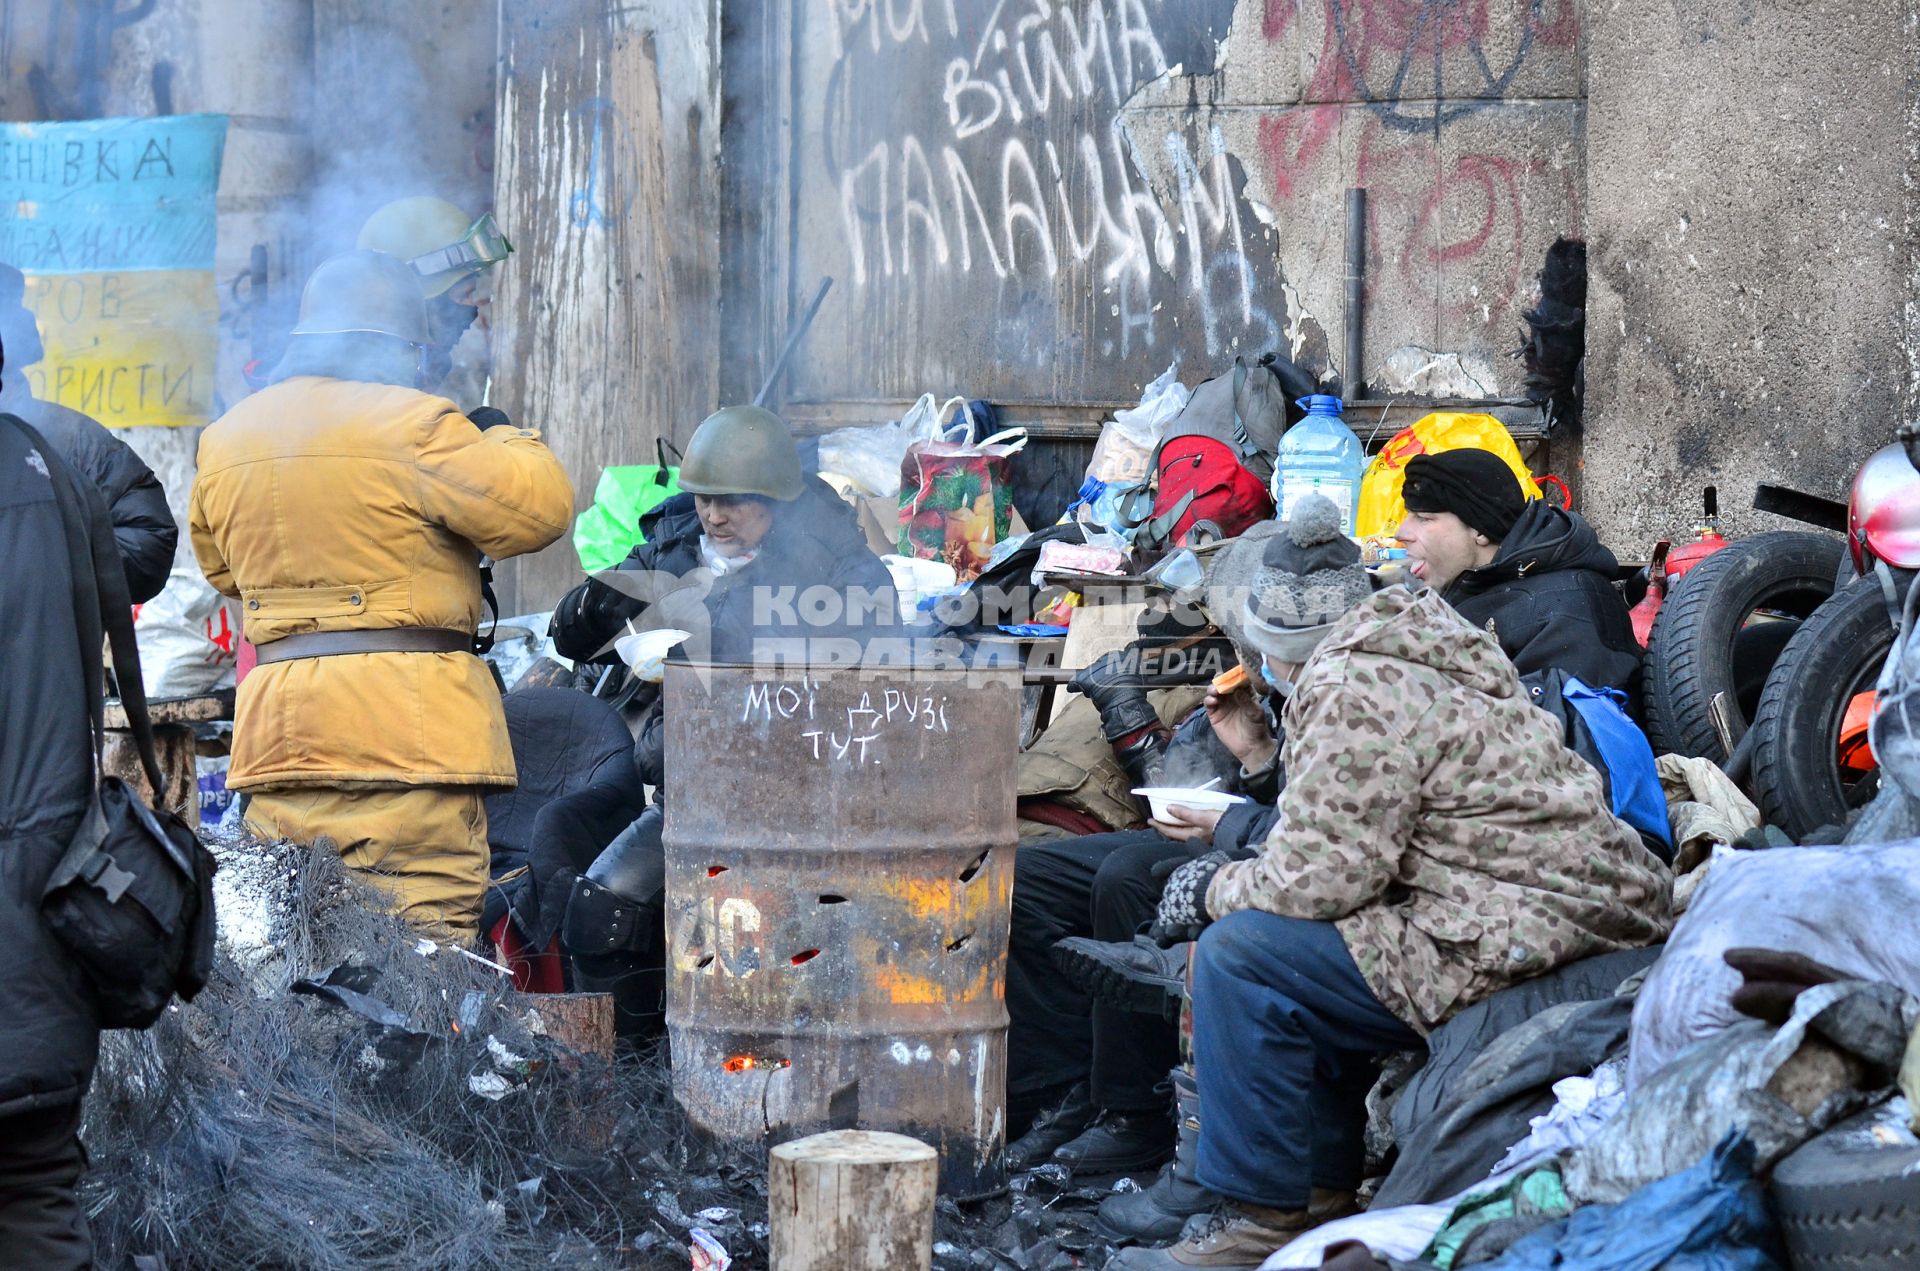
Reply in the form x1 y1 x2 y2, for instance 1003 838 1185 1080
1122 496 1671 1271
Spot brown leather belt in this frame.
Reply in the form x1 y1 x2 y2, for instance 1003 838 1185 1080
254 627 473 665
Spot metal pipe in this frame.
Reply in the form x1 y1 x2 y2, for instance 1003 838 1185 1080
1343 188 1367 403
753 276 835 408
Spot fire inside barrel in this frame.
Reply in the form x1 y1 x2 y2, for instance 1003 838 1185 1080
662 664 1021 1199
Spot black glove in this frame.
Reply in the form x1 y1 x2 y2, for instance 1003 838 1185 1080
1070 648 1161 743
468 406 514 430
551 575 644 661
1149 850 1229 947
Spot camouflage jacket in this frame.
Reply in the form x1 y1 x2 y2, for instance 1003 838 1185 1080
1206 586 1672 1035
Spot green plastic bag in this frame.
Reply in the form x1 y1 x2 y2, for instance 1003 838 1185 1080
573 464 679 574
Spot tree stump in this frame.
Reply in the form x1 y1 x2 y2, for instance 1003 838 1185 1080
768 1130 937 1271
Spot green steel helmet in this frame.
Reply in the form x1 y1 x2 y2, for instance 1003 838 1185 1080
676 405 805 501
357 196 513 298
288 250 431 346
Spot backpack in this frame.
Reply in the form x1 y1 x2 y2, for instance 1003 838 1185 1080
1523 668 1673 862
1115 355 1299 553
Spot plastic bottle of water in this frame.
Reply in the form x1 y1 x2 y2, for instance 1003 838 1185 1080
1273 395 1365 535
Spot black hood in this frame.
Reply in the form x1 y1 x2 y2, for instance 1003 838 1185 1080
1448 500 1618 601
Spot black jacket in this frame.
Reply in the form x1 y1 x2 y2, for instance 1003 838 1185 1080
1443 500 1641 703
551 475 896 665
0 414 102 1115
0 384 176 603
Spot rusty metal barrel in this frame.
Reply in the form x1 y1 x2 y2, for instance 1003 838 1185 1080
662 663 1020 1199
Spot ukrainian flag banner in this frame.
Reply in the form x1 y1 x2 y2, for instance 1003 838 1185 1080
0 113 228 429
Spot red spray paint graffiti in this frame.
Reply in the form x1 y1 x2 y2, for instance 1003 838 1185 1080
1256 0 1582 327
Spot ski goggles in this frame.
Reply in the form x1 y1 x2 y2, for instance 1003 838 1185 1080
406 212 513 283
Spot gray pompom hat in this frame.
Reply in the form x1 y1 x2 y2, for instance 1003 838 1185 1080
1243 494 1371 661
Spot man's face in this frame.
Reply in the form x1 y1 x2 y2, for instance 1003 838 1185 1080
448 268 495 333
695 494 775 558
1395 509 1495 592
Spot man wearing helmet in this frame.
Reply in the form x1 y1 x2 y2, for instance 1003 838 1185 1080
550 403 896 666
357 195 513 405
189 250 573 940
529 405 895 1040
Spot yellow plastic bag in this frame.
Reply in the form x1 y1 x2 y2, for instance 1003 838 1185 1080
1354 412 1540 540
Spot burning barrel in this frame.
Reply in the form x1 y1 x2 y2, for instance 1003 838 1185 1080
662 663 1020 1198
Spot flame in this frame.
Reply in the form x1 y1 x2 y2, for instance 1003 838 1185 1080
722 1055 790 1073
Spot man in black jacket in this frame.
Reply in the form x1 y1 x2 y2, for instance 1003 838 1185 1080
537 406 895 1040
0 410 108 1267
551 405 895 668
0 266 177 602
1395 447 1641 704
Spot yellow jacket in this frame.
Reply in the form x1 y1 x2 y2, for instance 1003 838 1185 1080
190 377 573 791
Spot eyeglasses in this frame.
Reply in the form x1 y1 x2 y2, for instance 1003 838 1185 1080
406 213 513 282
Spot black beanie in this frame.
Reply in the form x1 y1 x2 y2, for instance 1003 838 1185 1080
1402 450 1528 542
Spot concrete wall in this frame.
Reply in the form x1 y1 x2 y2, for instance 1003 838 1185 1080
1582 1 1913 548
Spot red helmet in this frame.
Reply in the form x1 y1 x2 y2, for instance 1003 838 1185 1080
1849 443 1920 572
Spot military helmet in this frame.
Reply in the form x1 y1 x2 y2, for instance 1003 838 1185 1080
357 196 513 298
676 405 805 502
288 250 431 346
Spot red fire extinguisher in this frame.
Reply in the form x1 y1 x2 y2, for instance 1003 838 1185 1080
1629 486 1730 648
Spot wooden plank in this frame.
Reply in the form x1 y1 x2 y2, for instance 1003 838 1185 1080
491 0 723 613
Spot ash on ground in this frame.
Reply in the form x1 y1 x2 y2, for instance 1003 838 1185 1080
85 837 1118 1269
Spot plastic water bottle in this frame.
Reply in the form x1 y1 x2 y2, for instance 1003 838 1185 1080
1273 395 1365 535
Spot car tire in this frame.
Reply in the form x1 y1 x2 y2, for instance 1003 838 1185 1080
1749 578 1901 839
1643 532 1844 759
1771 1105 1920 1269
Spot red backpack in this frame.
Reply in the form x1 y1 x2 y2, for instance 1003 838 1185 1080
1115 357 1282 551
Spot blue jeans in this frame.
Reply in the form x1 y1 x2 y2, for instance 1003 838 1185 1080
1191 911 1425 1209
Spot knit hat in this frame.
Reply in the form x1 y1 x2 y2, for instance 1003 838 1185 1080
1242 494 1371 661
1401 449 1528 542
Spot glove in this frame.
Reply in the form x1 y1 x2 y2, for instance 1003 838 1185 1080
1149 850 1229 947
467 406 514 430
1069 648 1161 742
552 575 645 660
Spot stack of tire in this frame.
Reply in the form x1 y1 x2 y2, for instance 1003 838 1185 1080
1771 1105 1920 1269
1644 530 1899 840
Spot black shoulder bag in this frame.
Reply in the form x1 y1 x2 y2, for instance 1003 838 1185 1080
6 413 218 1029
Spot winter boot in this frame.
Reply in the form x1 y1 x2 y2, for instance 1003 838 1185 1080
1005 1081 1095 1172
1105 1201 1314 1269
1052 1107 1175 1175
1053 934 1190 1021
1095 1067 1218 1245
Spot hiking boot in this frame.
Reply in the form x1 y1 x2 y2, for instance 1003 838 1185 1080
1094 1163 1220 1245
1005 1081 1094 1172
1106 1201 1313 1268
1051 1107 1175 1175
1053 935 1190 1021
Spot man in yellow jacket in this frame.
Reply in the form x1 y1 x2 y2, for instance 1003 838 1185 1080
190 250 573 939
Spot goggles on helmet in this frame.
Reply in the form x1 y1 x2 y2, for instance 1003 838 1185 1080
406 212 513 284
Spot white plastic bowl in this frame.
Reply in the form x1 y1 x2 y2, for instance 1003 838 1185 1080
612 628 691 682
1131 787 1248 824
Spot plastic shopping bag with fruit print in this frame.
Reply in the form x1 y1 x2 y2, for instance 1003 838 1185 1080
897 422 1028 582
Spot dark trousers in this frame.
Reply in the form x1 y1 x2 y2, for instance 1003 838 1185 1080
0 1102 91 1270
1006 829 1189 1112
1191 911 1424 1210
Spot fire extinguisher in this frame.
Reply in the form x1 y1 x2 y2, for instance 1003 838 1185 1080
1629 486 1730 648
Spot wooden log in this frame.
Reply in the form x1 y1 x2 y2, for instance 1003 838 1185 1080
523 992 616 1062
102 722 197 820
768 1130 937 1271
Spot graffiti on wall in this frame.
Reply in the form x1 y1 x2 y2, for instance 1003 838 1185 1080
814 0 1276 364
1256 0 1580 329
